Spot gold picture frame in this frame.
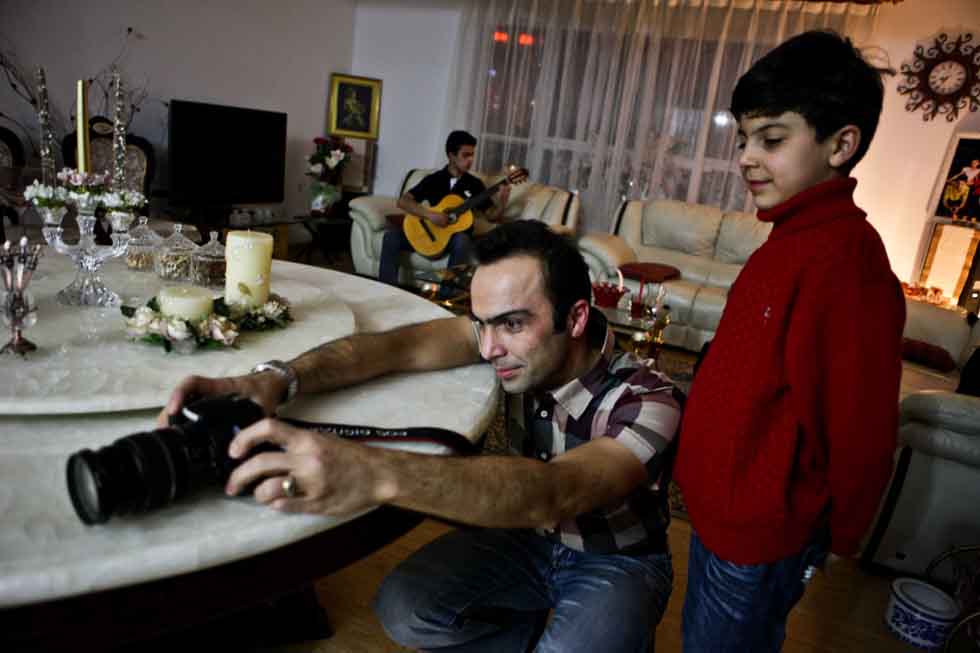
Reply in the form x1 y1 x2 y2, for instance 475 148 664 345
327 74 382 140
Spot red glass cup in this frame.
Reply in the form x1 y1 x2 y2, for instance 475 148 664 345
592 282 625 308
630 298 647 319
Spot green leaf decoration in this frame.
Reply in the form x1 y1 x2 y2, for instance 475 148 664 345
120 305 136 318
147 297 161 312
238 283 252 297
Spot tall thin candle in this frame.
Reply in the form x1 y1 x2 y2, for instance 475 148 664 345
75 80 91 173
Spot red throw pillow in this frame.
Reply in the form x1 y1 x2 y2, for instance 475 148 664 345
901 338 957 373
620 262 681 284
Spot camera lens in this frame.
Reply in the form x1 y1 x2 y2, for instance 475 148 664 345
67 429 181 525
67 451 105 525
66 395 267 525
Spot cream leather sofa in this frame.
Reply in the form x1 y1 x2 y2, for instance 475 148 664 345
862 302 980 580
577 199 771 352
349 168 580 283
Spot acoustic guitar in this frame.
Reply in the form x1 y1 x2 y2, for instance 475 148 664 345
403 167 529 257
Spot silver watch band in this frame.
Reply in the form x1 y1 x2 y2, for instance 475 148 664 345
252 360 299 404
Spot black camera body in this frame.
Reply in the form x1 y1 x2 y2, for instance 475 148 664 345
67 395 269 525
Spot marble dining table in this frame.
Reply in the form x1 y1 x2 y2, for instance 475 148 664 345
0 252 499 649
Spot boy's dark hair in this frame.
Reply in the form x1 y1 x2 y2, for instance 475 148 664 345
731 30 889 173
474 221 592 333
446 130 477 156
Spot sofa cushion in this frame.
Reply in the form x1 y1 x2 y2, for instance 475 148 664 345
714 211 771 264
902 338 958 373
641 200 721 258
659 279 701 326
689 285 727 331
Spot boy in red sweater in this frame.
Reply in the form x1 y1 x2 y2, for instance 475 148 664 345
675 30 905 651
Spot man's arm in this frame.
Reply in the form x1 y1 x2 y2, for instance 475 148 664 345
397 192 450 227
226 424 648 528
160 315 480 423
483 183 510 223
290 315 480 395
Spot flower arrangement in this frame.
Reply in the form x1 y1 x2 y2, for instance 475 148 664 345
307 136 353 180
121 294 293 353
23 180 69 208
101 189 148 212
307 136 353 215
56 167 108 194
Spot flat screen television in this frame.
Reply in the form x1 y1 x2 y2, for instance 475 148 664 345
168 99 287 207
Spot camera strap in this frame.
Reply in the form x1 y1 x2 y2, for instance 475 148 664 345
280 419 479 456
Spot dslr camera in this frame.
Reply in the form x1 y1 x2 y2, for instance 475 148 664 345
67 394 274 525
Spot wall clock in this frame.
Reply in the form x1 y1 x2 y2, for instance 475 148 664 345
897 31 980 122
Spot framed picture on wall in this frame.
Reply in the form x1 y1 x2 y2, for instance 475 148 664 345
930 131 980 221
327 74 382 140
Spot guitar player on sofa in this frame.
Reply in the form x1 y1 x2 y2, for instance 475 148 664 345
379 130 509 294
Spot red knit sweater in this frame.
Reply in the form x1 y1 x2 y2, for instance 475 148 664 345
674 177 905 564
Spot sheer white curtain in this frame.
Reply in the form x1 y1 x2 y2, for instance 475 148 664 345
447 0 879 233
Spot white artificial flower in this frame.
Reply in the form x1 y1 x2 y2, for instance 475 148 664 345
123 190 147 208
102 191 125 209
309 162 324 175
201 315 239 346
132 306 156 328
325 149 345 170
261 300 286 320
165 317 192 341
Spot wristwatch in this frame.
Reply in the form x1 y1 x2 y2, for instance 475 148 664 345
252 360 299 404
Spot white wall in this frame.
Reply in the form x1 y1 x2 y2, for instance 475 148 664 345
352 0 463 196
0 0 356 219
850 0 980 282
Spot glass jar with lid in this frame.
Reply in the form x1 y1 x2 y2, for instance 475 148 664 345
155 223 198 282
125 216 163 271
191 231 226 288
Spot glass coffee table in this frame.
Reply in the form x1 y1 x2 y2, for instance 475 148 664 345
414 264 475 314
595 304 667 363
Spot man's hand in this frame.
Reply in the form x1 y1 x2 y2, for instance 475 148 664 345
427 209 450 227
224 418 392 517
156 371 288 427
497 184 511 206
490 184 511 222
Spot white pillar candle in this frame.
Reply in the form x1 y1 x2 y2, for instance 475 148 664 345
158 286 214 322
225 230 274 307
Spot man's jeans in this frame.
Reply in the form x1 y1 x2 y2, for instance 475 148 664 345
681 528 830 652
378 228 472 290
374 527 673 653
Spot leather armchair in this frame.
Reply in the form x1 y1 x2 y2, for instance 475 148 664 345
349 168 579 283
862 301 980 580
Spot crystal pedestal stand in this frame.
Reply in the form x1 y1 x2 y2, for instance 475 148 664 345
42 196 133 307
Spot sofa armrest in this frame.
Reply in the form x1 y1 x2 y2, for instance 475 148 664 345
900 391 980 466
348 195 401 232
577 232 637 281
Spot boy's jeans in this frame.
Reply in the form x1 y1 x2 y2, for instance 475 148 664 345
374 527 673 653
682 528 829 652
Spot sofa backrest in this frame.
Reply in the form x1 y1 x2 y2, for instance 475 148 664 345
614 199 770 289
399 168 579 232
707 211 772 287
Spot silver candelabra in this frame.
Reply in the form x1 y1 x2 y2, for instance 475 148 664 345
42 192 133 307
1 237 43 356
